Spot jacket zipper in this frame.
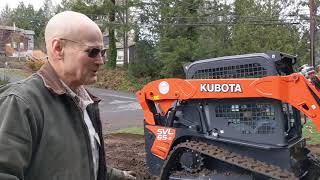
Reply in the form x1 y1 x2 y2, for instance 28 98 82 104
70 96 95 180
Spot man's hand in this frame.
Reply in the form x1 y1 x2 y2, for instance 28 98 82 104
107 167 136 180
122 170 136 180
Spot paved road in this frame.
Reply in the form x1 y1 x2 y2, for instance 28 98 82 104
2 69 144 133
87 87 144 133
0 68 26 82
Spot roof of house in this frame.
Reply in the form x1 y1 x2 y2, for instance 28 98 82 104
0 25 35 35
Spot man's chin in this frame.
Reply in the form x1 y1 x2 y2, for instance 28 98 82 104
84 78 97 85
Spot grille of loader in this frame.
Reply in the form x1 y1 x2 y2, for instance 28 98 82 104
192 63 267 79
190 62 275 136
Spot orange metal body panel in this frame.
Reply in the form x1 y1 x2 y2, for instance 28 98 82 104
137 73 320 130
136 91 156 124
145 125 176 160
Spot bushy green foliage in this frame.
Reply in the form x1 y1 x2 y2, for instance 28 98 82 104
129 40 161 79
303 120 320 145
156 37 195 78
153 0 202 78
230 0 301 56
26 60 45 72
135 0 315 79
96 67 145 92
119 75 145 92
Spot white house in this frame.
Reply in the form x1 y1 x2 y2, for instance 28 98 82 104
103 33 135 65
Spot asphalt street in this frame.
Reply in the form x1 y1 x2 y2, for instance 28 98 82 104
87 87 144 133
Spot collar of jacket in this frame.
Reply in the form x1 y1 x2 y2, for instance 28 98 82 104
36 61 101 103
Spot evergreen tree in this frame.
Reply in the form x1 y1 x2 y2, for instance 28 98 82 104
0 5 12 25
155 0 203 78
193 0 233 59
129 40 160 80
9 2 36 30
231 0 301 56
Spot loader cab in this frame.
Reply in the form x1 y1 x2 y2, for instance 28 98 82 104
179 52 302 147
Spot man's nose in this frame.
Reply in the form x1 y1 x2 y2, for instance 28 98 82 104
95 55 105 65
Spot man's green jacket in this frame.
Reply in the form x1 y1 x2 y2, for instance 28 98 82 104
0 62 107 180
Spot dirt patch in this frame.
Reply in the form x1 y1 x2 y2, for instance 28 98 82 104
307 144 320 157
104 133 156 180
105 133 320 179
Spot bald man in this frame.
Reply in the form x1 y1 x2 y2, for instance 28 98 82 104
0 11 135 180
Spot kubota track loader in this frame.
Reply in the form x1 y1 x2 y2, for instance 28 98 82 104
137 52 320 180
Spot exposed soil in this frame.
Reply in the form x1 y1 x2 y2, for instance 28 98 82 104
104 133 157 180
307 144 320 157
105 133 320 180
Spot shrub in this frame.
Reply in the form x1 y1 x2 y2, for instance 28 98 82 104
26 60 45 72
96 68 126 90
96 68 146 92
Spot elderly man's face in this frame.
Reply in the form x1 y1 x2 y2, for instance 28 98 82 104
62 31 104 86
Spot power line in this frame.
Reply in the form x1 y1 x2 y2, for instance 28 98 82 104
107 21 302 26
93 10 306 19
87 12 308 28
136 0 309 15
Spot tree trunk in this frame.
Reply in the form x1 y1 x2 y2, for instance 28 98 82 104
123 0 129 68
107 0 117 69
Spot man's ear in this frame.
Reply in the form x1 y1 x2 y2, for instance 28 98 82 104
51 39 64 60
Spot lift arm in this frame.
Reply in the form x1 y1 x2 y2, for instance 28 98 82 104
137 73 320 130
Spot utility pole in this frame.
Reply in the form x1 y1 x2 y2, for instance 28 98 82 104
309 0 317 66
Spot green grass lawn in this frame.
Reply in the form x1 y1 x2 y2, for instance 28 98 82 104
0 68 31 78
115 127 144 135
0 79 9 85
303 120 320 145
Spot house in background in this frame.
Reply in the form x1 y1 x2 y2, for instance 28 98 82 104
103 32 135 65
0 25 34 57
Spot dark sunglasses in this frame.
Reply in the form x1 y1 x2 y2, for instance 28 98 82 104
85 48 107 58
60 38 106 58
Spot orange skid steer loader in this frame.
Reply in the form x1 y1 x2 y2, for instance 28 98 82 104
137 52 320 180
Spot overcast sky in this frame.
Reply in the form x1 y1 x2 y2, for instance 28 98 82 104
0 0 62 10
